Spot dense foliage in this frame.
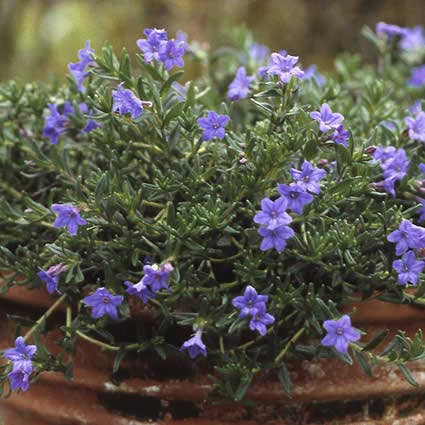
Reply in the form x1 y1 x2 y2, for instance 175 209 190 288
1 24 425 399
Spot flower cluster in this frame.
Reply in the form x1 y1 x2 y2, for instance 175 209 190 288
4 337 37 392
388 219 425 285
232 286 275 336
137 28 186 71
124 263 173 303
310 103 350 147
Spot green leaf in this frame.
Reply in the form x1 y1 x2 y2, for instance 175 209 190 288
362 329 389 351
353 349 372 377
234 371 253 401
113 348 127 374
277 362 292 397
397 364 419 387
160 71 184 96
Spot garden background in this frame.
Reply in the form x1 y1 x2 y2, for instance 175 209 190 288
2 0 425 82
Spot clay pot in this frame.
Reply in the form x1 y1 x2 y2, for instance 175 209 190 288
0 282 424 424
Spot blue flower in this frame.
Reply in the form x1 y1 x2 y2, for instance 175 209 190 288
301 64 325 86
124 279 154 303
232 285 268 318
290 160 326 194
382 149 409 181
227 67 254 101
329 125 350 147
4 337 36 370
399 26 425 52
387 219 425 256
43 103 72 145
253 197 292 230
180 329 207 359
197 111 230 141
408 65 425 87
37 263 66 294
321 315 360 354
51 203 87 236
266 52 304 83
310 103 344 133
417 198 425 223
258 225 294 252
68 40 95 92
112 83 144 120
405 111 425 142
392 250 424 286
82 287 124 320
137 28 168 62
376 22 405 38
249 43 269 63
248 303 275 336
277 184 314 215
158 39 185 70
140 263 173 293
8 363 33 392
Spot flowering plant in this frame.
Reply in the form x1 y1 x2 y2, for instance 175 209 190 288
1 23 425 400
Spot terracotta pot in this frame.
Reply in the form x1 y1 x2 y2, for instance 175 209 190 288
0 282 425 424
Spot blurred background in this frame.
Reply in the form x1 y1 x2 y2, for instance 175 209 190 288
1 0 425 81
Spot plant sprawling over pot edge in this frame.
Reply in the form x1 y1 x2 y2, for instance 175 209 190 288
1 22 425 400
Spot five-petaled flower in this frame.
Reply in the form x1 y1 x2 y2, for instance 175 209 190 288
392 250 424 285
277 184 314 215
253 197 292 230
197 111 230 141
43 103 72 145
51 203 87 236
258 225 295 252
248 303 275 336
68 40 95 92
137 28 168 62
310 103 344 133
112 83 144 120
159 39 185 70
290 160 326 194
329 125 350 147
37 263 67 294
232 285 268 318
124 279 154 303
266 52 304 83
405 111 425 142
180 328 207 359
142 263 173 293
4 336 37 392
321 315 360 354
82 287 124 320
387 219 425 256
227 67 254 101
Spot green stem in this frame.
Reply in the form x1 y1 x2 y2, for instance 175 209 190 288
274 327 305 363
76 330 141 352
24 294 67 342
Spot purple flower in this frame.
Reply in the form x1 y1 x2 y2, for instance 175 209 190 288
137 28 168 62
302 64 325 86
4 337 36 370
37 263 66 294
197 111 230 141
43 103 72 145
277 184 314 215
410 100 423 115
258 225 294 252
266 52 304 83
408 65 425 87
79 103 101 133
68 40 95 92
290 160 326 194
141 263 173 293
124 279 154 303
405 111 425 142
112 83 143 120
399 26 425 52
321 315 360 354
392 250 424 286
248 303 275 336
158 39 185 71
376 22 405 38
249 42 269 63
253 197 292 230
8 363 32 392
227 67 254 101
232 285 268 318
82 287 123 320
51 203 87 236
310 103 344 133
387 219 425 256
373 146 396 163
420 164 425 174
382 149 409 181
329 125 350 147
380 120 397 131
180 329 207 359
